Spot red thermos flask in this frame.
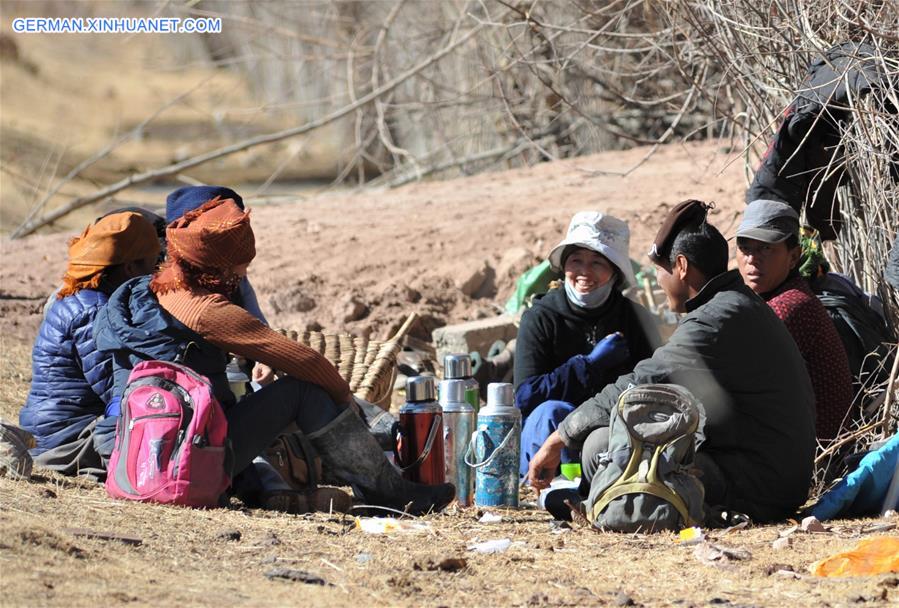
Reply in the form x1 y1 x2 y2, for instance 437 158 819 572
397 376 446 484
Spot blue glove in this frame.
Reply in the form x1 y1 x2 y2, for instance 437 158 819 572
585 332 630 369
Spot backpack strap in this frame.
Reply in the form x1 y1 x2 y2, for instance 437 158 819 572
589 391 701 529
590 437 697 528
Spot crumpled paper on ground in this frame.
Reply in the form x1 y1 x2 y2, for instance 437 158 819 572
810 536 899 577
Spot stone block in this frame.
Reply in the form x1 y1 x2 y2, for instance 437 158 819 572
432 315 518 366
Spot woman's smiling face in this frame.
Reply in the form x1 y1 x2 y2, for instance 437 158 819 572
563 247 615 294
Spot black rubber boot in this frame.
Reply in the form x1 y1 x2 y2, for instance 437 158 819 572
308 408 455 516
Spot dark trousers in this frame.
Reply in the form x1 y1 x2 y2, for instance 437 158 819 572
226 377 340 476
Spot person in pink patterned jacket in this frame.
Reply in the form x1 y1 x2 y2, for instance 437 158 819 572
736 199 853 442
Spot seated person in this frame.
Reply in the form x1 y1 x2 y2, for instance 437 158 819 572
91 188 276 462
94 197 453 515
514 211 660 476
19 212 160 478
165 185 268 325
735 199 853 441
42 206 166 318
528 200 816 523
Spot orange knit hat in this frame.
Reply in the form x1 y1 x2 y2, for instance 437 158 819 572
59 211 160 297
165 197 255 270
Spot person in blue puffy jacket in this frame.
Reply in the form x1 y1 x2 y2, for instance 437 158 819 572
514 211 660 477
19 211 161 478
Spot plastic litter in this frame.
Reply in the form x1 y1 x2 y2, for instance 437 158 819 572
467 538 512 554
559 463 581 481
478 512 503 524
677 526 704 545
810 536 899 577
693 541 752 566
354 517 432 534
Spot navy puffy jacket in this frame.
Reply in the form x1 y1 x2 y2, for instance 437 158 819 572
19 290 114 454
94 276 231 408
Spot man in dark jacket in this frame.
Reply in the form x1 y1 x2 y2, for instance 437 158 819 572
19 212 160 478
528 201 817 523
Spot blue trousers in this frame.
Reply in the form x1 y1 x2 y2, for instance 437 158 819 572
519 400 578 477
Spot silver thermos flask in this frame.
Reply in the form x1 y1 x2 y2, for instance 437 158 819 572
439 379 475 506
443 353 480 411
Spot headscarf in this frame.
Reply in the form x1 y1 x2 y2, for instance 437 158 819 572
150 197 255 296
58 211 160 297
799 225 830 279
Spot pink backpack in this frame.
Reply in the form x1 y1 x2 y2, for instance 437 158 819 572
105 360 231 507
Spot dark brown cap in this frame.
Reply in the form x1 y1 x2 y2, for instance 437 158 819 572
647 200 713 265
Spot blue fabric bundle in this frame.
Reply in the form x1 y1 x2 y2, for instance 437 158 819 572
811 433 899 520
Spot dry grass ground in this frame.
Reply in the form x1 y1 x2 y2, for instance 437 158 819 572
1 470 897 608
1 335 897 607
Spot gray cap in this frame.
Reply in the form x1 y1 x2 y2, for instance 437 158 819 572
486 382 514 407
444 354 472 379
439 379 467 404
736 199 800 243
406 375 436 402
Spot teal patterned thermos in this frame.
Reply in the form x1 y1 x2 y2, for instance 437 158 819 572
466 382 521 507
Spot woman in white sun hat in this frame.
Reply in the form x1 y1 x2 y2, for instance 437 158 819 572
514 211 661 477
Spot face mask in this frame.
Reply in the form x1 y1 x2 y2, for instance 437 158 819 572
565 277 613 310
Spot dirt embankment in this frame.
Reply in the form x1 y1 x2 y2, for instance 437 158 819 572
0 139 747 349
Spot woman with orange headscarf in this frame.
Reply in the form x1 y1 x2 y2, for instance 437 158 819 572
95 197 455 515
19 212 160 478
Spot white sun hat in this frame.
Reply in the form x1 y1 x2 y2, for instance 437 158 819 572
547 211 636 288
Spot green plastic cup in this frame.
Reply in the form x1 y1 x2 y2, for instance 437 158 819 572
560 463 582 481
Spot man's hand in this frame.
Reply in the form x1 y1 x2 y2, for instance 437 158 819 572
526 430 566 493
251 362 275 386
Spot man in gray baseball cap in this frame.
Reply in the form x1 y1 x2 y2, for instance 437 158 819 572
735 198 852 442
735 199 801 294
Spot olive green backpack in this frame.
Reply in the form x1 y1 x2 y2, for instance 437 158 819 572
585 384 705 532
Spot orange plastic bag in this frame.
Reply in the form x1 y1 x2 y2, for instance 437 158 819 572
810 537 899 577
